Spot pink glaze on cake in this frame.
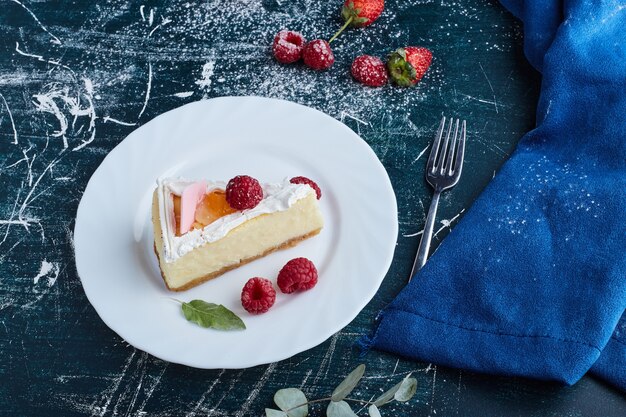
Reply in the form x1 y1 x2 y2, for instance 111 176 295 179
179 181 207 234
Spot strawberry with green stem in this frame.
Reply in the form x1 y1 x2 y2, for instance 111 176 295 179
329 0 385 43
387 46 432 87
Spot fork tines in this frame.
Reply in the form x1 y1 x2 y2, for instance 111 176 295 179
427 116 466 181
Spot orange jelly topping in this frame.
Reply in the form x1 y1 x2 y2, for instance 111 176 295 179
173 190 237 236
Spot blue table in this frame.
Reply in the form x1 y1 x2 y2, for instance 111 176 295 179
1 1 624 415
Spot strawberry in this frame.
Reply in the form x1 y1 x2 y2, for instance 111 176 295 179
342 0 384 27
387 47 432 87
329 0 384 43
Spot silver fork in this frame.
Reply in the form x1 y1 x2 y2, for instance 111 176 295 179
409 116 467 280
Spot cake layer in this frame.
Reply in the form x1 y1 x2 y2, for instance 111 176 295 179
152 191 323 291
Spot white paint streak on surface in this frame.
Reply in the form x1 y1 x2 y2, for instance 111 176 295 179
185 369 225 417
114 352 148 417
430 365 437 416
205 370 244 417
33 87 69 147
102 116 136 126
134 362 168 416
298 369 313 389
312 333 339 386
10 0 62 44
4 146 35 186
411 145 430 164
173 91 194 98
15 42 74 74
33 260 60 286
89 350 137 417
459 92 498 110
31 79 97 150
72 78 97 151
1 156 60 248
137 62 152 122
148 17 172 37
234 362 277 417
403 230 424 238
0 93 18 144
195 61 215 98
433 209 466 238
341 111 370 126
478 62 498 113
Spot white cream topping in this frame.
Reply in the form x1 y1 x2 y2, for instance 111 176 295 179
157 177 314 263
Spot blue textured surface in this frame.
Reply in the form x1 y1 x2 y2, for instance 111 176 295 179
372 0 626 390
1 0 625 416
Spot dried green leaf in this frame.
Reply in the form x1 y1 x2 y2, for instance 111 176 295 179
327 401 358 417
274 388 308 417
368 404 382 417
394 377 418 402
373 380 403 406
331 364 366 402
266 409 288 417
181 300 245 331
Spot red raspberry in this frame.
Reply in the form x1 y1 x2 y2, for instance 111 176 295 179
272 30 306 64
225 175 264 210
241 277 276 314
290 176 322 200
277 258 318 294
351 55 388 87
302 40 335 70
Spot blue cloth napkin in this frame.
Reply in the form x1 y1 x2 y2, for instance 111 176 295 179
367 0 626 389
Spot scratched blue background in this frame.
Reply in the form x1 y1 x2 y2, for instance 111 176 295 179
1 0 625 416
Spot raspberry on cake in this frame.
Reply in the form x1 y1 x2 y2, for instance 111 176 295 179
225 175 264 210
152 176 324 291
290 176 322 200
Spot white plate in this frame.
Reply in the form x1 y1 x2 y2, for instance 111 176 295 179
75 96 398 369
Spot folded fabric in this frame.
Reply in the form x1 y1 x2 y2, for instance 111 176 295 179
367 0 626 389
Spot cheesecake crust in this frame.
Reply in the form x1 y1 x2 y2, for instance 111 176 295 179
154 228 321 292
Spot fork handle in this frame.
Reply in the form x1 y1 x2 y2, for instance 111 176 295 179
409 188 441 280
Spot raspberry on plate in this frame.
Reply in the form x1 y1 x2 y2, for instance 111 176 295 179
241 277 276 314
302 40 335 70
272 30 306 64
225 175 264 210
277 258 318 293
351 55 388 87
290 176 322 200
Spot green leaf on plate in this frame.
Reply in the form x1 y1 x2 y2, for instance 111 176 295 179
368 404 382 417
265 408 288 417
331 364 366 402
181 300 246 331
327 400 358 417
274 388 308 417
394 376 417 402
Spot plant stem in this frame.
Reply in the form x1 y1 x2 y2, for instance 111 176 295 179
329 16 353 43
344 398 374 405
285 397 332 411
285 396 380 412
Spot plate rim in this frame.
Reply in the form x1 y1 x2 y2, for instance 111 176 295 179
74 95 398 368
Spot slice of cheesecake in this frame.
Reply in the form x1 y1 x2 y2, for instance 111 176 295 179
152 177 324 291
